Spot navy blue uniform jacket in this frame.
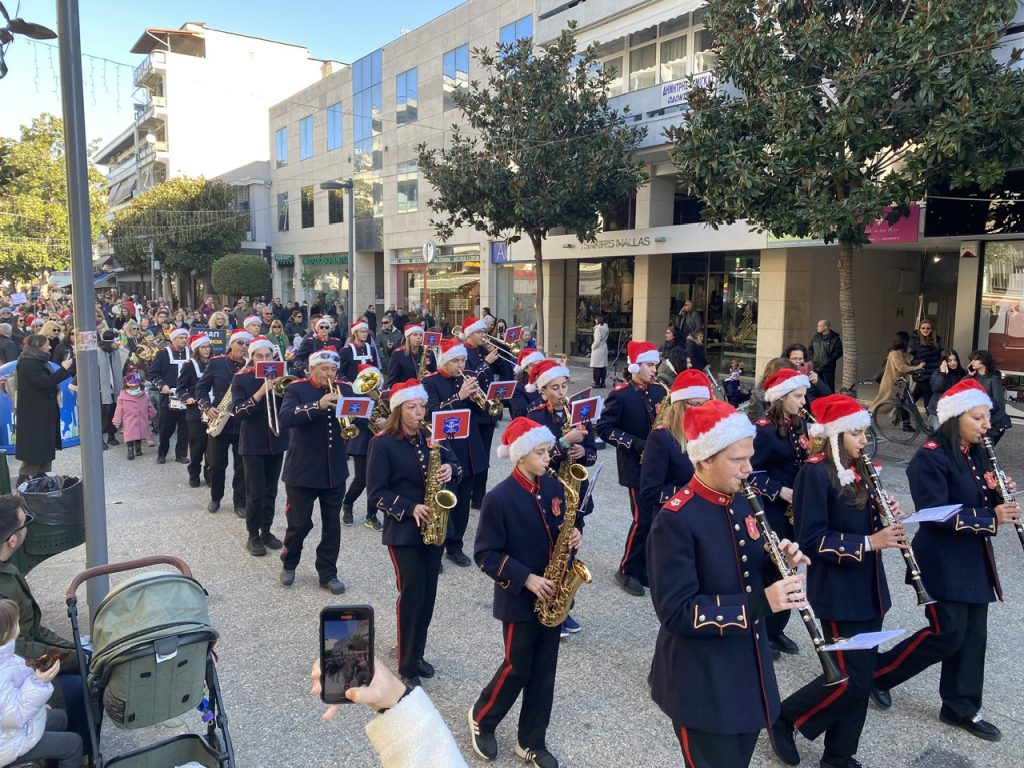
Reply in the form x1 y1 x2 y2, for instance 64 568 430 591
794 455 891 621
367 431 463 546
750 417 809 527
279 378 353 489
907 439 1003 604
423 370 489 476
339 341 380 383
639 426 694 511
464 342 500 425
176 358 207 423
526 401 597 515
196 355 245 437
648 478 780 734
509 380 542 419
596 379 666 488
292 334 341 374
474 470 581 622
385 346 436 386
231 370 289 456
149 345 189 406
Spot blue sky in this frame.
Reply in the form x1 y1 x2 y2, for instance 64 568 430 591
0 0 465 145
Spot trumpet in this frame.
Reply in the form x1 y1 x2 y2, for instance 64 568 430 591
265 374 298 437
462 373 503 417
330 380 360 439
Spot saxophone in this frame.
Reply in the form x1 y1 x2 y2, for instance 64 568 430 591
417 344 430 379
204 387 234 437
651 390 673 430
536 467 592 627
420 426 458 546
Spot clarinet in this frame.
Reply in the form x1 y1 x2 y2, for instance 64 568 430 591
981 436 1024 552
740 481 848 687
855 456 935 605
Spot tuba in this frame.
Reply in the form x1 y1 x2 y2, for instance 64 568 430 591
353 366 390 425
536 466 592 627
420 425 457 546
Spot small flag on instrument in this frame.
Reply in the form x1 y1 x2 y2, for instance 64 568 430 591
336 397 373 419
570 395 602 425
504 325 523 344
424 331 442 347
254 361 284 380
486 380 516 401
432 408 471 440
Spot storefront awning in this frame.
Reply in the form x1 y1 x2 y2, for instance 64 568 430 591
48 271 72 290
95 272 117 287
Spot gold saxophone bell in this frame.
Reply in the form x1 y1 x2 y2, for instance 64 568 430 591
421 424 457 546
564 463 589 484
434 489 457 510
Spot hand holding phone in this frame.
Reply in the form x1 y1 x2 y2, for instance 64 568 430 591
319 605 374 704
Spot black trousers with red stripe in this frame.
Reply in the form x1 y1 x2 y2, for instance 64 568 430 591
388 544 443 679
242 453 283 537
281 483 345 582
780 616 881 762
873 600 988 722
671 723 758 768
471 616 561 749
620 487 652 581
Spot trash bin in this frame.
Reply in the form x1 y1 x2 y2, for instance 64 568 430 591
12 475 86 575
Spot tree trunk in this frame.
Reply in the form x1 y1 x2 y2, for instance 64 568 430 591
837 243 857 390
530 232 546 349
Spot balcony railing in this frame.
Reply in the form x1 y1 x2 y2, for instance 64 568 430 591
133 50 166 87
138 140 169 166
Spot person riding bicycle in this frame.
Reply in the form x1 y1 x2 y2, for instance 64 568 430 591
869 332 924 419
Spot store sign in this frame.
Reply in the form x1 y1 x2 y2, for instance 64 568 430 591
274 254 295 267
579 236 652 251
660 73 715 109
490 241 509 264
302 254 348 266
767 204 921 248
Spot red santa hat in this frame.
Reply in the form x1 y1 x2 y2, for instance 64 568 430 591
807 394 871 486
349 320 369 335
514 347 546 375
627 340 660 374
459 315 487 339
229 329 254 345
314 317 333 330
670 369 712 404
243 315 261 328
436 337 467 367
763 368 811 403
683 400 757 464
390 378 428 410
936 378 992 426
497 416 556 464
168 327 189 342
189 333 211 351
403 323 425 337
309 347 340 368
246 335 278 360
526 358 570 393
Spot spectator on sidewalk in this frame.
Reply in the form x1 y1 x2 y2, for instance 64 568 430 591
967 349 1012 445
928 349 965 418
590 313 609 389
376 316 404 373
784 342 831 406
868 332 924 413
0 324 18 365
685 329 707 371
675 299 703 337
910 318 943 410
14 336 74 483
810 319 844 392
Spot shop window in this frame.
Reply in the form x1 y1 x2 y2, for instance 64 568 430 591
980 241 1024 376
301 186 314 229
573 257 635 356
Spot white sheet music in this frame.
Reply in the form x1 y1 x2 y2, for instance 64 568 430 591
823 629 906 651
901 505 961 525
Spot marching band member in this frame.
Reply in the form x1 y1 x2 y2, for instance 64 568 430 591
341 363 386 530
871 379 1020 742
385 322 437 386
638 370 709 514
771 394 903 768
231 336 288 557
293 316 338 375
423 338 486 567
196 329 251 516
367 379 463 686
648 401 809 768
750 367 811 658
510 348 545 419
596 340 666 597
461 316 502 511
177 334 212 488
277 349 353 595
340 319 380 382
468 418 580 768
148 326 190 465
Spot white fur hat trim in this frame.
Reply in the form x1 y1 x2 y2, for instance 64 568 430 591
436 343 467 367
627 349 660 374
671 384 711 403
514 351 545 375
390 383 428 410
686 412 756 464
765 373 810 403
168 327 189 341
497 423 556 464
527 364 570 394
936 387 992 426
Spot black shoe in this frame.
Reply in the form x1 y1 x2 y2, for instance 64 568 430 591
102 442 109 451
402 674 421 688
770 717 800 766
939 711 1001 742
417 659 435 678
127 444 135 460
189 478 201 488
869 687 892 710
770 632 800 655
446 550 472 567
468 709 498 761
234 505 246 519
320 577 346 595
157 456 166 464
342 506 354 526
615 571 645 597
246 536 267 557
175 456 189 464
280 568 295 587
261 531 283 550
135 441 143 455
515 743 559 768
820 758 862 768
107 435 120 446
364 515 382 532
207 501 220 513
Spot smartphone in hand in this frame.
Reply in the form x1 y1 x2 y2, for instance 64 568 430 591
319 605 374 704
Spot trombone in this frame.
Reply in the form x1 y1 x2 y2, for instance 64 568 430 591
482 334 520 366
331 379 360 439
265 374 298 437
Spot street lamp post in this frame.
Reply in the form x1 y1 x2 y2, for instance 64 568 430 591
320 179 355 320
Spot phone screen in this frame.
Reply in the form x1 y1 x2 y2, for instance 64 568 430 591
800 362 811 375
320 605 374 704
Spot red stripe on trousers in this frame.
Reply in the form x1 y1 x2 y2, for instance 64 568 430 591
475 622 515 722
679 725 696 767
388 546 403 666
873 602 940 679
619 488 641 573
794 620 849 731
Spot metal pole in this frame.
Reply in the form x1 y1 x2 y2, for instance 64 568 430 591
56 0 110 618
149 238 156 302
347 179 355 321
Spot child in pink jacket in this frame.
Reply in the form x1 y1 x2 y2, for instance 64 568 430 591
112 370 157 460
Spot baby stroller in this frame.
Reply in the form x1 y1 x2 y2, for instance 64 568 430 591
65 555 235 768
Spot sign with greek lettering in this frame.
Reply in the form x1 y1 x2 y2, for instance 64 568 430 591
660 73 715 109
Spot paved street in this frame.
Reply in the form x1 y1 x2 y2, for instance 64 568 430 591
19 379 1024 768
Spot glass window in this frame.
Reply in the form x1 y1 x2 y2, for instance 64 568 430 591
660 15 690 36
660 35 688 82
328 188 345 224
443 44 469 111
602 57 623 97
629 26 657 47
301 185 314 228
980 241 1024 375
572 257 636 355
277 191 289 231
694 28 717 73
500 15 533 48
326 103 343 150
275 128 287 168
299 115 313 160
628 42 657 91
397 160 418 213
396 67 418 125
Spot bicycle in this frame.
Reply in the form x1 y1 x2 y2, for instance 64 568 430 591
838 379 879 460
871 378 933 445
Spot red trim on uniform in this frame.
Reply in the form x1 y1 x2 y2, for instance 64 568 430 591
388 546 403 666
689 476 732 506
619 488 642 573
512 467 539 493
475 623 516 722
874 603 940 679
794 620 849 731
678 725 695 767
